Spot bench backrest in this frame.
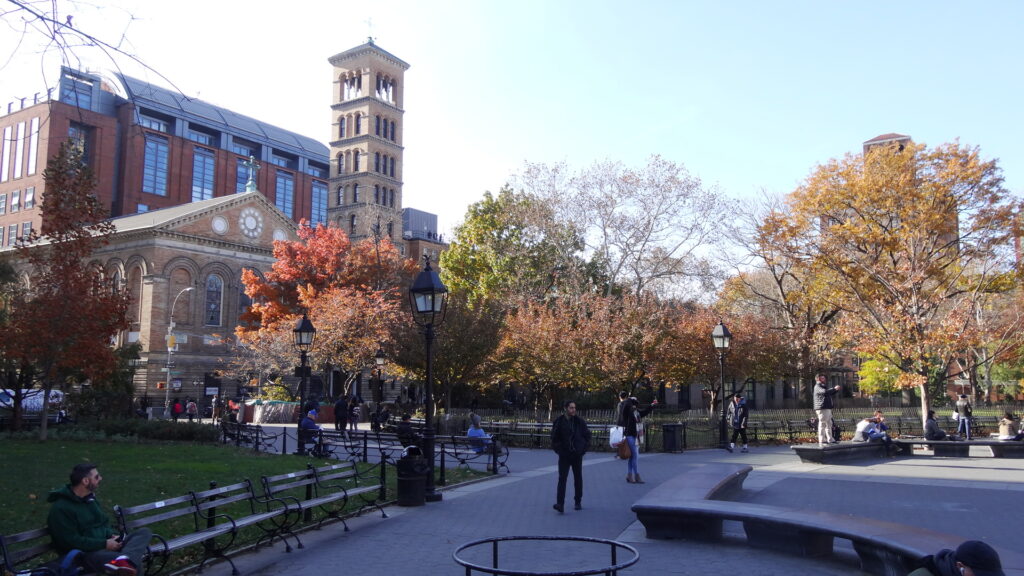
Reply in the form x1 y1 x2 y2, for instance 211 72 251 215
191 480 261 517
115 492 199 533
1 527 56 571
309 462 358 486
262 469 317 498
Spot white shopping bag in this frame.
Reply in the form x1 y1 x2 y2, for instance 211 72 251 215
609 425 624 447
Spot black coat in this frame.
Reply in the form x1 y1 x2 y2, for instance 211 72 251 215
551 414 591 457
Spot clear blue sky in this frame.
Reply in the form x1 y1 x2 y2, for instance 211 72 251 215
2 0 1021 235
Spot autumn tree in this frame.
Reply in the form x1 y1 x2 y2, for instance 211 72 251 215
440 187 593 308
721 194 841 405
783 140 1021 424
237 223 416 402
391 292 505 413
4 141 130 439
518 156 727 298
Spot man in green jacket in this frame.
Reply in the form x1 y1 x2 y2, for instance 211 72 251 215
47 463 151 576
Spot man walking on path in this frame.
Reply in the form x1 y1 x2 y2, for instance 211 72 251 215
956 394 973 440
550 400 591 514
813 374 841 446
727 393 749 453
47 463 152 576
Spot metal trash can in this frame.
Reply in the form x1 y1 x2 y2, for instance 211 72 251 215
396 446 427 506
662 423 684 453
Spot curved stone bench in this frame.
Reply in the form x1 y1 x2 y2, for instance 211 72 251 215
632 464 1024 576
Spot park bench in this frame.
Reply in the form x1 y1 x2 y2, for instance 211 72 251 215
114 493 231 575
437 434 510 477
261 461 386 533
0 527 92 576
894 438 1024 458
220 421 276 452
790 441 887 464
631 464 1024 576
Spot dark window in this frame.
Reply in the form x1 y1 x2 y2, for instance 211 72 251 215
312 181 327 226
142 134 169 196
191 147 215 202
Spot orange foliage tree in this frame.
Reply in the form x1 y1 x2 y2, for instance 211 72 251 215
5 141 130 438
236 223 416 401
782 140 1021 421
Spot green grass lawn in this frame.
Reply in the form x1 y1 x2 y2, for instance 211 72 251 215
1 438 485 572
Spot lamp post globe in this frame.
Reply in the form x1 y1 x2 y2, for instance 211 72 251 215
711 321 732 451
293 313 317 418
408 255 448 502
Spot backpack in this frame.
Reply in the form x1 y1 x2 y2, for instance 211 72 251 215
26 549 83 576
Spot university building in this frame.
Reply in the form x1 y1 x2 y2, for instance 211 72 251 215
1 40 447 410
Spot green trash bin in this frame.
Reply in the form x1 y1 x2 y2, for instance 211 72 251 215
396 446 427 506
662 423 684 453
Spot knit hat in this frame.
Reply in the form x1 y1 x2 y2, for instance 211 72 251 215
956 541 1004 576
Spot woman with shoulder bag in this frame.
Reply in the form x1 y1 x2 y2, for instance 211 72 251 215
623 397 657 484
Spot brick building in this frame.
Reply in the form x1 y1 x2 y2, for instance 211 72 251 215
1 41 448 411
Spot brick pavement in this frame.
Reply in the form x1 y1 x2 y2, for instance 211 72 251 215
221 444 1024 575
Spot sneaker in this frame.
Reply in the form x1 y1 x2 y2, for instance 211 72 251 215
729 442 735 450
741 446 748 453
724 445 733 453
574 502 582 510
552 503 564 514
104 556 137 576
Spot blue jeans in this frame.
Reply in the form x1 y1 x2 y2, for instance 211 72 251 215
957 417 971 440
626 436 639 475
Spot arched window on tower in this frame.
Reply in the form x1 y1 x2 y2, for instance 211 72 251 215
390 189 396 207
390 159 395 178
382 118 389 140
350 214 357 235
381 155 387 176
205 275 223 326
354 151 361 171
337 185 345 205
336 153 344 175
390 121 396 142
374 185 380 204
375 115 381 136
374 152 380 173
339 117 346 139
387 221 393 238
355 114 362 135
352 183 360 203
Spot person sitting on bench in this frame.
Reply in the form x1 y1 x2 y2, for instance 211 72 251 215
925 410 959 441
998 412 1024 441
853 410 899 455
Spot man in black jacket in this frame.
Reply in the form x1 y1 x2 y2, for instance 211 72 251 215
812 374 841 446
550 400 591 513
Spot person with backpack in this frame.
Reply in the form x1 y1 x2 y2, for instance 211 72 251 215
185 398 198 423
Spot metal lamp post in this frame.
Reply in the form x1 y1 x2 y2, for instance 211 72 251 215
292 313 317 420
408 255 448 503
373 344 386 404
711 321 732 451
165 286 194 418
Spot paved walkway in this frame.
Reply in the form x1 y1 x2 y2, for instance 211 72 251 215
215 442 1023 575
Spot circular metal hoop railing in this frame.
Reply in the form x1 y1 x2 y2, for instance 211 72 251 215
452 535 639 576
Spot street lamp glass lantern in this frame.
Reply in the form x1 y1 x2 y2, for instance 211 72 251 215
293 313 317 352
409 256 448 325
711 321 732 351
375 345 386 367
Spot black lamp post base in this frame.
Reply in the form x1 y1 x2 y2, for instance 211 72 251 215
425 492 443 502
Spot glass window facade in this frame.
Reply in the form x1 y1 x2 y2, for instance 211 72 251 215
311 181 327 226
142 134 169 196
275 171 294 218
191 147 215 202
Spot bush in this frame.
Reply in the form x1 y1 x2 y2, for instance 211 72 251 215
91 419 220 442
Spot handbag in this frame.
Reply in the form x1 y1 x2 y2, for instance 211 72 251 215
617 439 632 459
608 425 624 447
